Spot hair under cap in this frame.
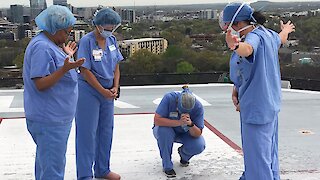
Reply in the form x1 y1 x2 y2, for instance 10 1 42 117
222 3 254 24
35 5 76 35
93 8 121 26
177 86 196 113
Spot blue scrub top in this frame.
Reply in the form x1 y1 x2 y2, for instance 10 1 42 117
156 92 204 131
77 32 124 88
230 26 282 125
23 32 78 124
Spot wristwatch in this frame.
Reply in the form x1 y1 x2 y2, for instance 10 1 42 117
234 44 239 51
187 122 194 127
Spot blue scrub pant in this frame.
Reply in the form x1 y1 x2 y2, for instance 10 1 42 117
26 120 72 180
153 126 206 171
239 115 280 180
75 81 115 180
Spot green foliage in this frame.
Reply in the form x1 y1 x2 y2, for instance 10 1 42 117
176 61 195 73
122 49 161 74
0 38 30 67
13 52 25 68
161 30 185 45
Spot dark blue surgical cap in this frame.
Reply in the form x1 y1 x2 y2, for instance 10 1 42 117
222 3 254 24
93 8 121 26
35 5 76 35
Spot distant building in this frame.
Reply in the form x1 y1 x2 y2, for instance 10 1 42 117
190 34 215 42
120 9 136 24
18 24 32 39
70 29 86 42
10 5 24 24
0 32 15 41
76 7 94 21
30 0 47 20
23 15 31 24
53 0 68 6
199 9 218 20
25 28 42 38
0 18 18 40
292 51 320 65
119 38 168 58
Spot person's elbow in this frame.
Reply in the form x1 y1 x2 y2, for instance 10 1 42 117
34 78 47 91
243 45 253 57
154 114 161 126
190 128 202 137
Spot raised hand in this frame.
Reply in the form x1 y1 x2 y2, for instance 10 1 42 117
280 20 295 34
62 41 78 57
226 29 240 50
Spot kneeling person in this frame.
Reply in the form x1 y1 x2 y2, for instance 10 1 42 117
153 86 206 178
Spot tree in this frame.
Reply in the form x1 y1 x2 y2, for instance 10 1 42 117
13 52 25 68
122 49 161 74
176 61 195 73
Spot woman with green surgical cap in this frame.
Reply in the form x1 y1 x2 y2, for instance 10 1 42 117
75 8 123 180
23 5 84 180
220 2 295 180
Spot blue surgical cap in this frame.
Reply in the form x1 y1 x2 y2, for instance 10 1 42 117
35 5 76 35
223 3 254 24
178 87 196 113
93 8 121 26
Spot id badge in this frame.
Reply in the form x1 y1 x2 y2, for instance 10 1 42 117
169 112 178 118
92 49 103 61
108 44 116 51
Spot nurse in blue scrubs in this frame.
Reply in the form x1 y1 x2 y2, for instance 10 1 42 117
75 8 123 180
153 86 206 178
23 5 85 180
220 3 295 180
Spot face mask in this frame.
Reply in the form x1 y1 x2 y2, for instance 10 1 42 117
100 30 112 38
229 26 240 37
226 3 246 38
97 26 113 38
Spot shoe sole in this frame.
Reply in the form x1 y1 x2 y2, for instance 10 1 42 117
166 174 176 178
180 163 189 167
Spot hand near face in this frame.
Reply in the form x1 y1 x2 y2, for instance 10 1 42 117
180 113 192 126
226 29 240 50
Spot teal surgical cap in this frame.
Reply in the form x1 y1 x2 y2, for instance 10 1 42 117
93 8 121 26
222 3 254 24
35 5 76 35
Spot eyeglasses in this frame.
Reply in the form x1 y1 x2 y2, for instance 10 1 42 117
63 29 72 36
99 23 121 33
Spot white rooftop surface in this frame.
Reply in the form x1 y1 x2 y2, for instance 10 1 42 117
1 114 244 180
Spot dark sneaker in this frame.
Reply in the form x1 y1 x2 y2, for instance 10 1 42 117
178 146 190 167
164 169 176 178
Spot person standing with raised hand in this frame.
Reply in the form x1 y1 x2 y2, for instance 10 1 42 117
23 5 84 180
220 2 295 180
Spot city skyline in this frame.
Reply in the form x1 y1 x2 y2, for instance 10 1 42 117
1 0 319 8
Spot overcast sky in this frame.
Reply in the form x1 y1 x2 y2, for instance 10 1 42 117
1 0 319 8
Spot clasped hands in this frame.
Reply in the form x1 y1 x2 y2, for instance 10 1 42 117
101 87 118 99
180 113 192 126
